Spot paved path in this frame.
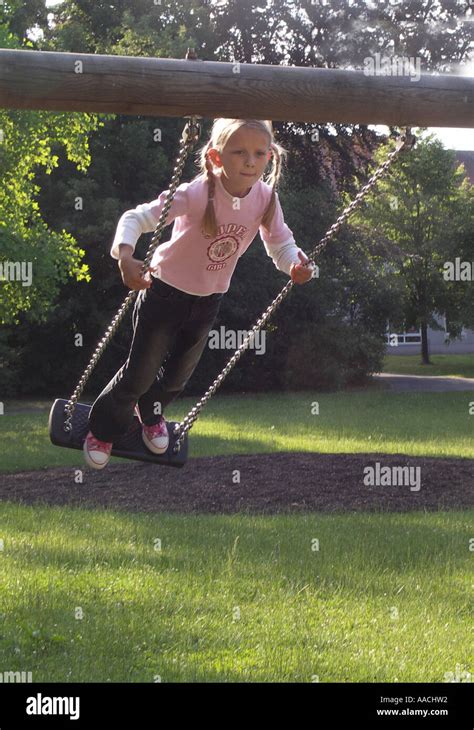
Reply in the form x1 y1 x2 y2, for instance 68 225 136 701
373 373 474 392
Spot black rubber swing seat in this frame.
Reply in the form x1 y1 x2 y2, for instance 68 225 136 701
48 399 188 467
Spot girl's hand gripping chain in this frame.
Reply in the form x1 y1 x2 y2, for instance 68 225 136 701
118 245 152 290
290 251 316 285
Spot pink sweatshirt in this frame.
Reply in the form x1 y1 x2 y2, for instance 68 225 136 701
111 171 305 296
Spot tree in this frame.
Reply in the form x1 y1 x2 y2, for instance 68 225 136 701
0 12 106 325
350 133 474 364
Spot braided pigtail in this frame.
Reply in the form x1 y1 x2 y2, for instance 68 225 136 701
202 146 219 237
261 142 285 233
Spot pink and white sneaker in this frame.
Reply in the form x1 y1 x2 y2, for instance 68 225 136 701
83 430 113 470
142 417 169 454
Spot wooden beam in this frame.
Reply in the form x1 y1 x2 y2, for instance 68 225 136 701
0 49 472 127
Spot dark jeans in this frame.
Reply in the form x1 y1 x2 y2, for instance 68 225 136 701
88 276 223 442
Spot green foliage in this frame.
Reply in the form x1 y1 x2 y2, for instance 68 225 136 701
0 23 22 49
349 134 474 351
0 21 109 325
0 106 105 324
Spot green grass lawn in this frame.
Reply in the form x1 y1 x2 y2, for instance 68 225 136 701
0 503 471 682
383 354 474 378
1 391 471 683
1 390 473 473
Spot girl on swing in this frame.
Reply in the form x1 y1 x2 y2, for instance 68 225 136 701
84 118 315 469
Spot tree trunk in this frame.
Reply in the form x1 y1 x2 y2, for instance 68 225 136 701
420 321 431 364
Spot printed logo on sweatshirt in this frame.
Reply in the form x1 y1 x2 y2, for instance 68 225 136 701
205 223 248 272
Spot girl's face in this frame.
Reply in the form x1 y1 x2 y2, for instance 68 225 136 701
208 126 272 194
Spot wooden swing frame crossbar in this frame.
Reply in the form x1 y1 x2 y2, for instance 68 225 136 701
0 49 473 127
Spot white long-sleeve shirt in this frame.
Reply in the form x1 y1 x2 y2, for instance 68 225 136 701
111 171 309 296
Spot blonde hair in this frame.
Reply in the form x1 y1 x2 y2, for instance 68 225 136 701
193 118 287 237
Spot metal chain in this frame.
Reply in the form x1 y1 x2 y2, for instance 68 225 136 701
63 115 202 432
172 128 416 452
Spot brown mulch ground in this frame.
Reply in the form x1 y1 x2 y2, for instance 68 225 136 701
1 453 473 514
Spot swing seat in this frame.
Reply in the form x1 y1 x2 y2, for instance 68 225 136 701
48 399 188 467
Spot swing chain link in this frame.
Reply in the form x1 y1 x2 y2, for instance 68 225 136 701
171 127 415 452
62 115 202 433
